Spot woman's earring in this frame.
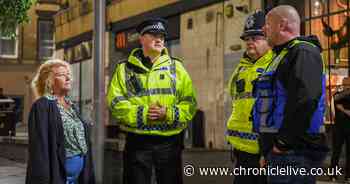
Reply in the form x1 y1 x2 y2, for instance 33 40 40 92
46 82 53 95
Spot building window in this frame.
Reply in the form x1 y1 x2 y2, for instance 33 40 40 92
303 0 350 125
0 28 18 58
38 19 55 60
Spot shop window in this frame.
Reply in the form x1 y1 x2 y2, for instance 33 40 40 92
0 28 18 58
68 60 94 122
80 60 93 122
308 18 329 49
38 19 55 60
327 47 349 66
70 63 81 104
167 39 182 58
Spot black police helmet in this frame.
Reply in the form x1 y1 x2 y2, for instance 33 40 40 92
240 10 265 40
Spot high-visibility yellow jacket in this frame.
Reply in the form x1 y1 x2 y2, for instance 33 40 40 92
226 50 273 154
107 48 197 136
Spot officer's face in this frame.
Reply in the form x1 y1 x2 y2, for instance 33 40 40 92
243 35 269 59
264 13 280 47
140 33 165 54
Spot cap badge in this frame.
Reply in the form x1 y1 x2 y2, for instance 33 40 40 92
245 15 255 29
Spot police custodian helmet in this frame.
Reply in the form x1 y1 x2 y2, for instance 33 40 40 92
240 10 265 40
136 18 168 36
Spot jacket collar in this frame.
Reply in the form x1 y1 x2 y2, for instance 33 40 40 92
128 48 171 71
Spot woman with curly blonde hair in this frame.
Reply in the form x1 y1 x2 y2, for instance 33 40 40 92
26 59 95 184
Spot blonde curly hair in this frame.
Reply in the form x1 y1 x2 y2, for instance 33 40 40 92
31 59 72 98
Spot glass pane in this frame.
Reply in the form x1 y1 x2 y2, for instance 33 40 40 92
328 13 349 50
39 21 54 41
81 59 94 122
39 20 54 59
0 39 16 55
305 20 311 35
310 18 330 49
310 0 327 17
39 46 54 58
39 47 54 59
327 47 349 66
166 39 181 58
305 0 311 19
70 63 80 103
0 26 18 39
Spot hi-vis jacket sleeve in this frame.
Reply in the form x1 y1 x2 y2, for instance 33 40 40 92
227 65 240 98
107 64 148 127
166 62 197 124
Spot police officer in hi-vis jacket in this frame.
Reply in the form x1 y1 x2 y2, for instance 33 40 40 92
107 18 197 184
226 10 272 184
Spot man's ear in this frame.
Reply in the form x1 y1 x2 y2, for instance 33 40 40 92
139 35 143 44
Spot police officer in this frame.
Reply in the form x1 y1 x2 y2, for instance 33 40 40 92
107 18 197 184
252 5 328 184
226 10 272 184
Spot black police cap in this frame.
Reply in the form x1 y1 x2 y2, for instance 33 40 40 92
136 18 168 36
240 10 265 40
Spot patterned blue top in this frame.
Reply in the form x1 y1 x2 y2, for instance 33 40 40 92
45 95 88 157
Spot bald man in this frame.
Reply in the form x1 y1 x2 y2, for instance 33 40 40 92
252 5 328 184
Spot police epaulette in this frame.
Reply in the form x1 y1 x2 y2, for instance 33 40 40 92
171 56 183 63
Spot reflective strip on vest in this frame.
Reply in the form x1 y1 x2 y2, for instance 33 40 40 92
227 130 259 140
169 59 177 95
111 96 127 107
181 96 196 103
111 88 174 107
136 106 144 127
234 92 253 100
258 126 278 133
139 88 173 96
134 105 183 131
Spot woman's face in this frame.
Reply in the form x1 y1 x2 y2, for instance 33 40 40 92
51 65 72 95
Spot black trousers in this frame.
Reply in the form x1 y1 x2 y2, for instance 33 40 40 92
233 148 266 184
330 126 350 178
123 133 183 184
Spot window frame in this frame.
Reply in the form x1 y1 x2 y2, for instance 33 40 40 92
37 0 60 4
0 28 19 59
37 17 55 61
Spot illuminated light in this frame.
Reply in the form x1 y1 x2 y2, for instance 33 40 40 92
314 1 320 7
